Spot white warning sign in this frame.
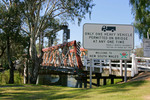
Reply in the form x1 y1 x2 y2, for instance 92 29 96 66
83 23 134 50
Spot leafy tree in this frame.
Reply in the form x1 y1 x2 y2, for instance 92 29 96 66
130 0 150 38
0 0 25 83
20 0 95 84
135 43 143 57
135 47 143 57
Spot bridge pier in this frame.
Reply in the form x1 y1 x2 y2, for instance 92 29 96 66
84 76 87 88
75 73 127 88
75 73 88 88
110 74 115 84
103 78 106 85
97 79 100 86
75 79 82 88
60 75 68 86
95 73 101 86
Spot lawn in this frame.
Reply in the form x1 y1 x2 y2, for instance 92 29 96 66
0 80 150 100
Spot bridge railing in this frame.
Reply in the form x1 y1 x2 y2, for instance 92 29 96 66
41 40 83 69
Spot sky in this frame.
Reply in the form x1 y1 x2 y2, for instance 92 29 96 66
57 0 142 48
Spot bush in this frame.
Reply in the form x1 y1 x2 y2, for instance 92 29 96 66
0 70 24 85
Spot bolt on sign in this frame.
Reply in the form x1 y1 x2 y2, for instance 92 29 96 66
83 23 134 60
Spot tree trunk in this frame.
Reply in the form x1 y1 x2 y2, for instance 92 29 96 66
0 46 6 58
26 42 30 84
6 35 14 84
29 34 40 84
9 61 14 84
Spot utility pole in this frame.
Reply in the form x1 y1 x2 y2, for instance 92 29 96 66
62 25 70 43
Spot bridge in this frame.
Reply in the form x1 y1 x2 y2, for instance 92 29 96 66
37 40 150 88
40 40 83 74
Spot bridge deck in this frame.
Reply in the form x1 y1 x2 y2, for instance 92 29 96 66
39 66 79 75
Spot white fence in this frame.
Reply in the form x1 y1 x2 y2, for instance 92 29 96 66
83 54 150 77
136 57 150 70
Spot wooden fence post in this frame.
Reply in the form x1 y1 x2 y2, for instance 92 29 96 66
131 54 138 77
134 55 138 75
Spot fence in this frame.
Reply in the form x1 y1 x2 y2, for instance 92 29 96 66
136 57 150 71
83 54 140 77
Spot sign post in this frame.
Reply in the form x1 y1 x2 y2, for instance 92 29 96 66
83 23 134 87
124 60 127 82
90 59 92 88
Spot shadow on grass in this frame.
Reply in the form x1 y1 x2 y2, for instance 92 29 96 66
0 80 148 100
0 85 90 100
0 85 24 88
93 80 147 94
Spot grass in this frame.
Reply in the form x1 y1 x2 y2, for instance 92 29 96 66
0 70 24 85
0 80 150 100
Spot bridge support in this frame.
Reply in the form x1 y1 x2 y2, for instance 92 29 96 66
75 73 126 88
103 78 106 85
60 75 68 86
75 78 82 88
96 73 101 86
75 73 88 88
97 79 100 86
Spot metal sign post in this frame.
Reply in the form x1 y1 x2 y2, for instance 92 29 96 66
124 60 127 82
90 59 92 88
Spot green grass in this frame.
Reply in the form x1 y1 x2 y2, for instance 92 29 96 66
0 80 150 100
0 70 23 85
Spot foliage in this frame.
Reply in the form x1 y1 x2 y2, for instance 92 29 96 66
0 70 9 85
0 0 95 84
0 0 28 84
134 43 144 57
0 70 23 85
0 0 28 59
135 48 143 57
19 0 95 83
130 0 150 38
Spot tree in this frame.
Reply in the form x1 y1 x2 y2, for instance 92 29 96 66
130 0 150 38
20 0 95 84
135 43 143 57
0 0 24 83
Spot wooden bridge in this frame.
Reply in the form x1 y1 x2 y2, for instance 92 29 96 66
38 40 150 88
